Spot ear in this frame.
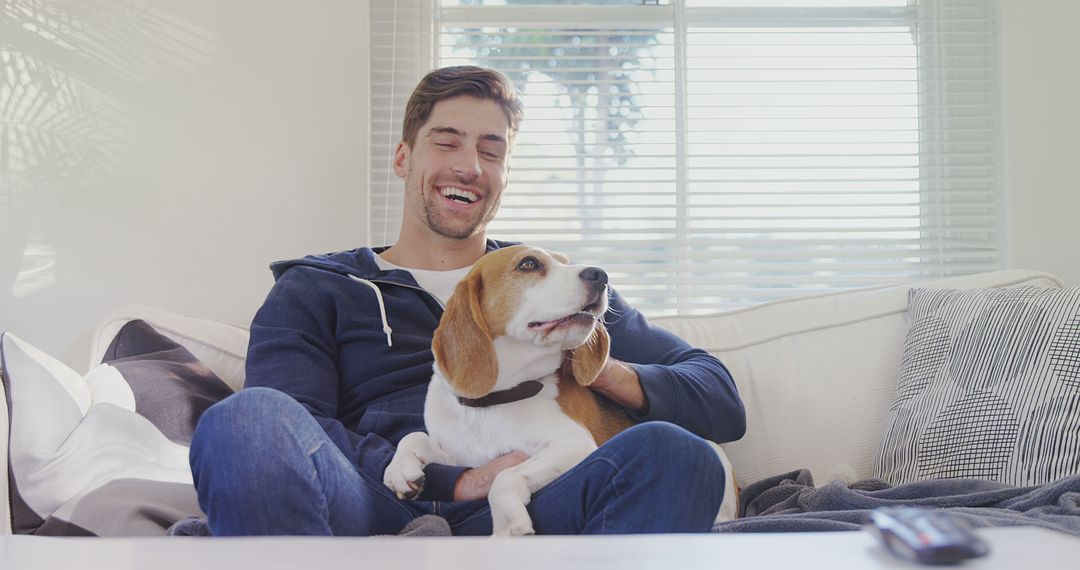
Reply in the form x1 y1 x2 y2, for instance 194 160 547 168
569 321 610 386
431 272 499 398
393 140 409 178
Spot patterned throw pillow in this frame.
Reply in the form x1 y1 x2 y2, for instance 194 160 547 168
875 286 1080 486
0 320 233 535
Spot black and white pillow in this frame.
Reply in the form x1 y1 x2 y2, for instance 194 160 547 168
875 286 1080 486
0 320 233 535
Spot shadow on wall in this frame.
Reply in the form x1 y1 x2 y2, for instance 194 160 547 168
0 0 215 316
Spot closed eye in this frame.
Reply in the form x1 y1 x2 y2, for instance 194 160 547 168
517 256 542 272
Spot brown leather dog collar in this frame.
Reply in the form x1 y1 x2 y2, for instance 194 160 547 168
457 380 544 408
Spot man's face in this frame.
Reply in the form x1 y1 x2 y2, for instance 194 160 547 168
394 96 512 241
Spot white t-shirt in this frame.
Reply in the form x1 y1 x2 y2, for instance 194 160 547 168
375 254 472 306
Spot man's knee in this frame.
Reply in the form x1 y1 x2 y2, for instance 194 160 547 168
191 387 305 467
611 422 725 485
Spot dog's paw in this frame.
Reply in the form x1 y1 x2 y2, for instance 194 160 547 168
492 512 535 537
489 471 535 536
384 432 437 500
383 459 427 500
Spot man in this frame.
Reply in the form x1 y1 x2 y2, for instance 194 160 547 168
189 66 745 536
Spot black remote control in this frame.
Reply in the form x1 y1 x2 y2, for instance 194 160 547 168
866 506 990 565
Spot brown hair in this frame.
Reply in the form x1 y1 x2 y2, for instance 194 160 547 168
401 66 524 148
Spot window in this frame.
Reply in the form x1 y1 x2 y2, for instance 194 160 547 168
370 0 1002 315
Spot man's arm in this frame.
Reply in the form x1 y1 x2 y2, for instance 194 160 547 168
454 451 530 500
244 267 467 500
588 359 646 412
596 287 746 444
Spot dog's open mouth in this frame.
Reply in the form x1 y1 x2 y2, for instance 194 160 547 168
528 312 597 332
528 297 604 332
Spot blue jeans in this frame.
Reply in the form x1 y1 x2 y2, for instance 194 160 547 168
189 387 725 535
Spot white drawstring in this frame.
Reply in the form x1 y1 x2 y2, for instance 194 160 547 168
348 275 394 347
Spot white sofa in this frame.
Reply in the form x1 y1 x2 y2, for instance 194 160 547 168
0 268 1065 535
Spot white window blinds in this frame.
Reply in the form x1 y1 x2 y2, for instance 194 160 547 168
369 0 436 244
370 0 1003 315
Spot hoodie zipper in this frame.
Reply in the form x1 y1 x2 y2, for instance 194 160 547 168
369 279 446 312
348 275 447 348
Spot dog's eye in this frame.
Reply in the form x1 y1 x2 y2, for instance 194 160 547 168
517 257 541 272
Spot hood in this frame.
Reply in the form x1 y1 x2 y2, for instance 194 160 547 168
268 239 519 283
270 247 387 282
267 240 519 347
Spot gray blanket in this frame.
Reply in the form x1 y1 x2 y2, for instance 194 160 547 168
713 469 1080 536
171 471 1080 536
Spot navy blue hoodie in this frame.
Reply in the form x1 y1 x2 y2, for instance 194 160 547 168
245 240 745 501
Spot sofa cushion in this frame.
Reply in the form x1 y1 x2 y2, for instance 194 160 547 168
0 321 231 535
89 306 249 392
875 286 1080 486
649 269 1065 485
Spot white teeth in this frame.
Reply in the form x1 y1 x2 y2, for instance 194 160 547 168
439 187 478 204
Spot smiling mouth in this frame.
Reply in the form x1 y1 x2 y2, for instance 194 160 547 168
438 186 479 204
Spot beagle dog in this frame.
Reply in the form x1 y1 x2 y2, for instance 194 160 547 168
383 245 737 536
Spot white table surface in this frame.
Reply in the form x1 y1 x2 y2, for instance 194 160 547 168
1 527 1077 570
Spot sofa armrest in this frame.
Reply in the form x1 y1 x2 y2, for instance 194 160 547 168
0 376 10 535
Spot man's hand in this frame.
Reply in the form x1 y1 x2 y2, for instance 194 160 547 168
588 358 648 414
453 451 530 501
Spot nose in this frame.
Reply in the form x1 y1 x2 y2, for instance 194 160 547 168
579 266 608 291
452 147 482 181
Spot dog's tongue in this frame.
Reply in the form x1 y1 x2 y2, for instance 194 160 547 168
530 319 561 332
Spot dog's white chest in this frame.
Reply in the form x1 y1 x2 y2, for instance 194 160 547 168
424 376 594 468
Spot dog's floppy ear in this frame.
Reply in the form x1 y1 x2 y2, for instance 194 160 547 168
569 320 610 386
431 271 499 398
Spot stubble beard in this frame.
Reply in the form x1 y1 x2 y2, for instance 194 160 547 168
421 182 494 240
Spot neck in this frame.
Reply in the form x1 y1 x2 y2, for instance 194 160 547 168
382 228 488 270
490 336 562 391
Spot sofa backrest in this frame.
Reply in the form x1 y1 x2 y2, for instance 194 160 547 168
648 269 1065 486
84 269 1064 489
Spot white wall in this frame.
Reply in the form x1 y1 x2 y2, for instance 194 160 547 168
0 0 371 370
3 1 1077 372
1001 0 1080 287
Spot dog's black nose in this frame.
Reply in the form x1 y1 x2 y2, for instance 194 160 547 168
579 267 608 290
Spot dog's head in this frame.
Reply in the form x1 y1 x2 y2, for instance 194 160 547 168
431 245 610 399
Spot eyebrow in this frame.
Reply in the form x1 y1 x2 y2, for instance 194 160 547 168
427 126 507 145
